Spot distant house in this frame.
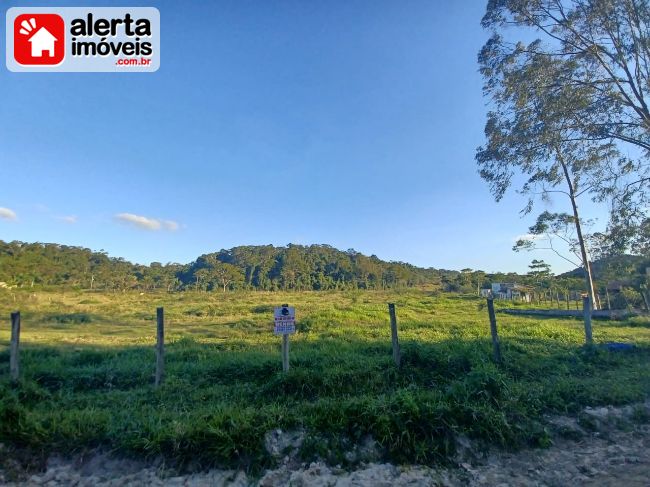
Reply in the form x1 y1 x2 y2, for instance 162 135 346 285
29 27 57 57
488 282 534 302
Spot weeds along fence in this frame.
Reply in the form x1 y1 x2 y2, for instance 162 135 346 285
495 289 643 314
3 296 596 385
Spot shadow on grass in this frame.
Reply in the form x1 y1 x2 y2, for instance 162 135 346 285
0 336 648 472
602 319 650 328
1 335 647 398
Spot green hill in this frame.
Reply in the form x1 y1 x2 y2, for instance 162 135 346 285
3 240 646 295
0 240 445 292
561 255 649 285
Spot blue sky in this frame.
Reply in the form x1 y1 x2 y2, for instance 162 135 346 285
0 0 610 273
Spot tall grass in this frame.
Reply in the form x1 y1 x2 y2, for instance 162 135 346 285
0 290 648 471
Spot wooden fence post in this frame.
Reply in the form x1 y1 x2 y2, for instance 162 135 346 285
282 334 290 372
583 296 593 345
10 312 21 382
486 299 503 363
388 303 401 367
155 307 165 387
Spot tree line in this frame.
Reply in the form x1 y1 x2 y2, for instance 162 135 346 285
1 240 647 302
0 240 443 292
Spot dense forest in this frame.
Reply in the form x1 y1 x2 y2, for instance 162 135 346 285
0 240 647 299
0 240 446 291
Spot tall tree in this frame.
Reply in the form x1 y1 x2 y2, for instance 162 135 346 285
480 0 650 254
476 53 610 307
527 259 552 278
212 262 244 292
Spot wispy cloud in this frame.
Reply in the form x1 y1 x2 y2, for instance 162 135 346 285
162 220 179 231
114 213 179 232
115 213 161 230
57 215 78 224
0 207 17 221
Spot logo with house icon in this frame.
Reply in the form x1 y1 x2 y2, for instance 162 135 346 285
13 14 65 66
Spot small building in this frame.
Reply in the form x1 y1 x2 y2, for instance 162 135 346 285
490 282 534 302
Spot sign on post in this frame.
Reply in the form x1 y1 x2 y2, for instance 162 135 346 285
274 305 296 335
274 304 295 372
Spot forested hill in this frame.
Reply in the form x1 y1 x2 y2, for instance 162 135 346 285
560 255 650 284
0 240 462 291
3 240 647 294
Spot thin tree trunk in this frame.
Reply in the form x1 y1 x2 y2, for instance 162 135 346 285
639 285 649 311
558 154 599 310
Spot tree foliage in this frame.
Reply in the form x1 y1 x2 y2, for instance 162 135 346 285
528 259 553 278
1 240 646 301
480 0 650 254
0 241 441 292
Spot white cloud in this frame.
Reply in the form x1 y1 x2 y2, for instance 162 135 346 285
115 213 161 230
0 207 17 221
114 213 179 232
162 220 179 231
57 215 78 224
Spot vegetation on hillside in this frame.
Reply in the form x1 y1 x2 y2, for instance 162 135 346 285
1 240 648 308
0 240 442 292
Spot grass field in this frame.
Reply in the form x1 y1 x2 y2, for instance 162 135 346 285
1 289 649 472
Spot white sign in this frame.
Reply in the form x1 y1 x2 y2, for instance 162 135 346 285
274 306 295 335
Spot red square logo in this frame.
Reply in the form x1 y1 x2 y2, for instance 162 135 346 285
14 14 65 66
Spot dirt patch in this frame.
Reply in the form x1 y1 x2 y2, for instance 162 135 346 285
1 400 649 486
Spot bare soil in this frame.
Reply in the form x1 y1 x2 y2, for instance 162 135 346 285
1 400 649 486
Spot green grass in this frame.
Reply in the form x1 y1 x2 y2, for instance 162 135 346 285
0 289 649 471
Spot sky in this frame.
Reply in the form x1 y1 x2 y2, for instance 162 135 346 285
0 0 611 274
